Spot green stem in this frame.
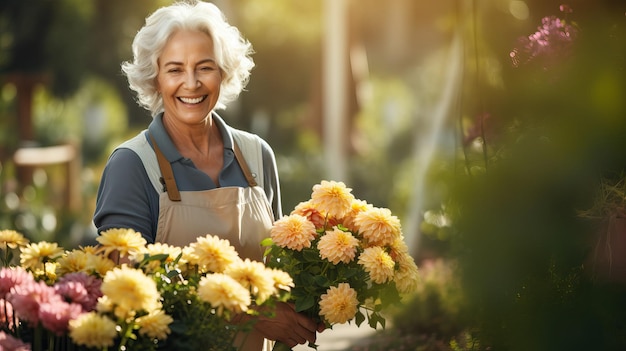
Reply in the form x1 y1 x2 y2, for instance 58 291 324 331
117 321 134 351
48 334 55 351
34 323 43 351
273 341 293 351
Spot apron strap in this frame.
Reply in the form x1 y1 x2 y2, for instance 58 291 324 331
233 141 258 187
149 133 181 202
148 133 256 200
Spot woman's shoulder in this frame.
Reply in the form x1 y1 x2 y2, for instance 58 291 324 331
229 127 274 154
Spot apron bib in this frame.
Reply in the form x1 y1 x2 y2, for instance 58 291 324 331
150 134 275 351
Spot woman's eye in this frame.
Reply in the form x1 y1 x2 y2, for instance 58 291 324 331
167 68 181 73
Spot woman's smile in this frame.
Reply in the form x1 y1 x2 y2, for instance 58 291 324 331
178 95 208 104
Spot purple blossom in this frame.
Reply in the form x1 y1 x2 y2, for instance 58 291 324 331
510 9 578 69
55 272 102 311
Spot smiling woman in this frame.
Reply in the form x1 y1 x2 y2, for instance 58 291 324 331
92 1 322 350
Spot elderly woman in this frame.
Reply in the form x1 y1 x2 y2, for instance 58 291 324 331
93 1 320 350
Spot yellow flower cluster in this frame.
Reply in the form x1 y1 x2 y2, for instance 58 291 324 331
0 227 293 349
266 180 420 326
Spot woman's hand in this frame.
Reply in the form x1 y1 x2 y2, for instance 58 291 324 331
253 302 325 348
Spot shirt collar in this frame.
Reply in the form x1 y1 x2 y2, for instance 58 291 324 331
147 112 235 162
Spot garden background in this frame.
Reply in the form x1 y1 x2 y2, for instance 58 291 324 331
1 0 625 349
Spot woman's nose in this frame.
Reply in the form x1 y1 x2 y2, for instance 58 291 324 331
184 71 199 88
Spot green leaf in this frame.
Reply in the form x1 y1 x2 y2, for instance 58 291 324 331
144 253 169 262
295 294 315 312
355 310 365 327
260 237 274 247
302 248 320 262
368 312 386 329
313 274 330 287
299 272 316 285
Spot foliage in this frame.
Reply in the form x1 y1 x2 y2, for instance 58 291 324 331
440 2 626 350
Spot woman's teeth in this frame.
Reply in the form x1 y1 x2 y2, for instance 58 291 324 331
179 96 205 104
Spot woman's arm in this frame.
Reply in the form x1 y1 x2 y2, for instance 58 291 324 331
93 148 159 243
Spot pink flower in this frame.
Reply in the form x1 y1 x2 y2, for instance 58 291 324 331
55 272 102 311
0 331 30 351
39 301 83 336
0 299 15 329
7 280 61 325
0 267 35 298
510 12 578 69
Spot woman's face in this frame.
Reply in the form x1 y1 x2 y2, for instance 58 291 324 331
156 29 222 126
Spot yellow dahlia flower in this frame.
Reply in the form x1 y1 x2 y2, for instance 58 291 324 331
33 261 58 281
96 228 147 258
188 235 240 273
268 268 295 292
270 214 316 251
136 309 174 340
197 273 251 315
0 230 28 250
358 246 396 284
101 266 160 315
319 283 359 324
394 251 420 294
69 312 117 348
318 227 360 264
20 241 64 270
310 180 355 219
225 258 276 304
87 253 116 277
132 242 183 273
56 249 89 275
96 295 113 313
354 207 402 247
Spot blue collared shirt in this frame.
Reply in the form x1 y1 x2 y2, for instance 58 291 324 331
93 112 282 243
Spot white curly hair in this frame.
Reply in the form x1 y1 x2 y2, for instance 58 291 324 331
121 0 254 115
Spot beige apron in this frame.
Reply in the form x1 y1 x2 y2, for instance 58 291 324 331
150 135 275 351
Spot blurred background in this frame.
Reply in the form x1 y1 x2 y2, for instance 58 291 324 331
1 0 626 349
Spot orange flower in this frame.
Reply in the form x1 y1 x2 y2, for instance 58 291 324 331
318 227 360 264
358 246 396 284
291 200 327 229
319 283 359 324
310 180 355 219
270 214 316 251
354 207 401 247
339 199 372 232
394 251 419 294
